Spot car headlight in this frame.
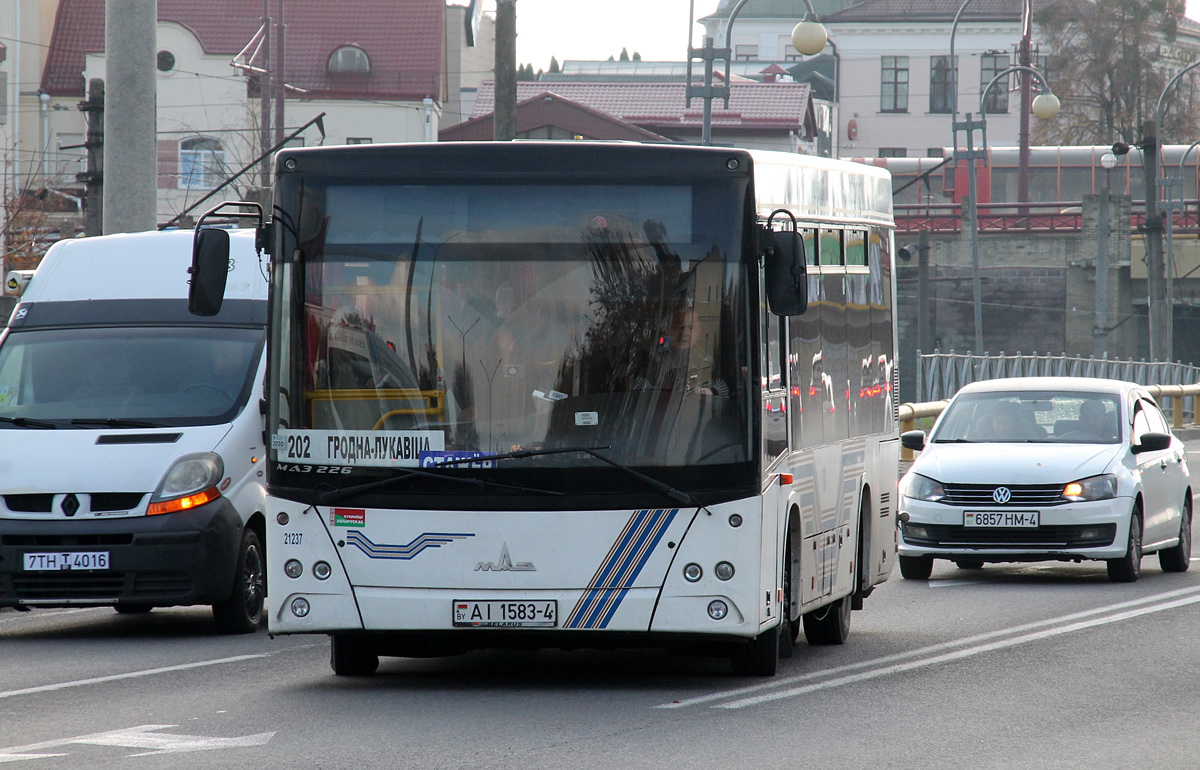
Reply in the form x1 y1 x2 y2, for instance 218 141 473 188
1062 474 1118 502
148 452 224 515
901 473 946 503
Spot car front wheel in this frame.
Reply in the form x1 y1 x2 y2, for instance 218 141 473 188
899 555 934 580
213 529 266 634
1107 506 1142 583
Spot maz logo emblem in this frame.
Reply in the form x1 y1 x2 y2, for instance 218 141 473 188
475 543 535 572
992 487 1012 504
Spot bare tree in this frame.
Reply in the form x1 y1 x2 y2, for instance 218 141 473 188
1035 0 1194 146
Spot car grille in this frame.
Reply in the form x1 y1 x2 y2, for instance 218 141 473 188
942 483 1066 507
903 522 1117 549
2 534 135 547
9 571 193 601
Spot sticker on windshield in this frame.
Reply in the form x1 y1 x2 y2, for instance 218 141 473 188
419 450 498 469
273 429 445 467
0 386 10 407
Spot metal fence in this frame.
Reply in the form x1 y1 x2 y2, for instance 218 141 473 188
913 350 1200 418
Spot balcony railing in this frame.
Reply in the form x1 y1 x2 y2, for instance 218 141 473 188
895 200 1200 234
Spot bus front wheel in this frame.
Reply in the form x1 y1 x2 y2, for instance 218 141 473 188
330 634 380 676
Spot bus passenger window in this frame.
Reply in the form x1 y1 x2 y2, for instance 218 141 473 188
845 230 867 267
819 229 842 266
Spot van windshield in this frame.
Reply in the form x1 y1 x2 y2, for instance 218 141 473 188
0 326 264 427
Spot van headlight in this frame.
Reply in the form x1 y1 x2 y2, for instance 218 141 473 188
148 453 223 515
900 473 946 503
1062 474 1118 502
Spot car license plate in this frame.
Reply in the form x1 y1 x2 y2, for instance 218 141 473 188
23 552 110 571
964 511 1039 528
453 600 557 628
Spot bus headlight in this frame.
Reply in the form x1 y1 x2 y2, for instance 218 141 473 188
714 562 735 581
290 597 310 618
313 561 332 580
684 563 703 582
708 600 729 620
284 559 303 579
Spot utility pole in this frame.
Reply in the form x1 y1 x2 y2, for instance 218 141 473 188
259 0 271 188
493 0 517 141
103 0 158 233
1141 120 1168 362
274 0 286 147
1016 0 1033 203
76 79 104 236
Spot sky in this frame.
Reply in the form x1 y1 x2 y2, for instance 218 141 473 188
491 0 1200 72
484 1 723 71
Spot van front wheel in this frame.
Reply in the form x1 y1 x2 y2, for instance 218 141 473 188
213 529 265 634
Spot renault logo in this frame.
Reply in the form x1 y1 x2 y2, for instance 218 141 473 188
992 487 1012 504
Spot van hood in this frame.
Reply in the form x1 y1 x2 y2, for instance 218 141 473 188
911 441 1121 484
0 425 233 495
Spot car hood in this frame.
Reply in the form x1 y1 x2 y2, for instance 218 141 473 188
912 441 1121 484
0 426 231 494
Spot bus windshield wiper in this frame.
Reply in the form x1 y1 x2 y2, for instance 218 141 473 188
71 418 165 428
0 415 56 429
316 465 563 506
435 445 700 507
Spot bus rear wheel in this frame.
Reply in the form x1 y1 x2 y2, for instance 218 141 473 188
330 634 379 676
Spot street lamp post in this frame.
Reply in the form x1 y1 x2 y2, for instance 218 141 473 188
1147 59 1200 363
686 0 827 145
954 65 1059 354
1095 151 1117 358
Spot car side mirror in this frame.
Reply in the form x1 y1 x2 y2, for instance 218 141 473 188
1133 432 1171 453
900 430 926 451
761 225 808 316
189 227 231 317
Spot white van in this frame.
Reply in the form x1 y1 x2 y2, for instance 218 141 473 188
0 229 269 633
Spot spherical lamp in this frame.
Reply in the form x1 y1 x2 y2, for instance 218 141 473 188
791 18 828 56
1032 92 1061 121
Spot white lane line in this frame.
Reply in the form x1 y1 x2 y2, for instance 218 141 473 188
656 584 1200 710
0 654 268 701
0 608 108 626
716 592 1200 709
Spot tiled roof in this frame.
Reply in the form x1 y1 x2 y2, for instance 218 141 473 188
41 0 444 100
701 0 858 22
822 0 1049 23
441 91 671 141
471 80 813 131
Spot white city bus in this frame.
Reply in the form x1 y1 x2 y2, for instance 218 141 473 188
190 141 899 676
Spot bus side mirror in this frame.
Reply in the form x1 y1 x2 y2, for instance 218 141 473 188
761 226 808 316
188 227 231 317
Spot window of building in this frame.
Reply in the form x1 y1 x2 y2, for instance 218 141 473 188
779 36 801 61
734 44 759 61
981 54 1010 114
328 45 370 74
179 137 225 189
881 56 908 113
346 137 373 145
879 147 907 157
930 55 956 114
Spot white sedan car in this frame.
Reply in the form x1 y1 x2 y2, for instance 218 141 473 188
898 377 1192 582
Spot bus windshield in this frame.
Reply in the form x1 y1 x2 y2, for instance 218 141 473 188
273 179 752 475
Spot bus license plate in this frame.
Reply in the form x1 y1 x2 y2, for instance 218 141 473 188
23 552 110 571
453 600 557 628
964 511 1039 528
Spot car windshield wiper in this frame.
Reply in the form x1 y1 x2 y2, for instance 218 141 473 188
316 464 564 506
0 415 56 429
933 438 975 443
71 418 165 428
434 445 701 507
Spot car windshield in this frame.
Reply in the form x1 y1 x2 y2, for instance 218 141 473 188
0 326 264 427
932 391 1121 444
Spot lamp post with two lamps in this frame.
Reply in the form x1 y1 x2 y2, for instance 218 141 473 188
686 0 828 145
1095 150 1118 358
954 66 1060 354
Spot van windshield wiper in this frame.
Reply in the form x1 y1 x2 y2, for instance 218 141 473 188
71 418 165 428
316 465 563 506
0 415 56 429
436 445 701 507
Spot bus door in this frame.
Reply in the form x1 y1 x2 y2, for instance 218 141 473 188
761 278 789 626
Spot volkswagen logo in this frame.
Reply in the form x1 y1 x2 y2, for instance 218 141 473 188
992 486 1012 504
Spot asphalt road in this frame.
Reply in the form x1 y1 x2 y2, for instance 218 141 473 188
3 447 1200 769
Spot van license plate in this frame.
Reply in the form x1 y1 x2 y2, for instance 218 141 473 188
453 600 557 628
964 511 1039 528
23 552 110 571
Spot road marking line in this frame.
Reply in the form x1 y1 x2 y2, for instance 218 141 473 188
0 608 107 626
0 724 275 762
0 655 268 701
715 592 1200 709
656 584 1200 710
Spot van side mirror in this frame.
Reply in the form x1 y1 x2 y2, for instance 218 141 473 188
900 430 926 451
188 228 230 317
1133 432 1171 453
761 225 808 316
